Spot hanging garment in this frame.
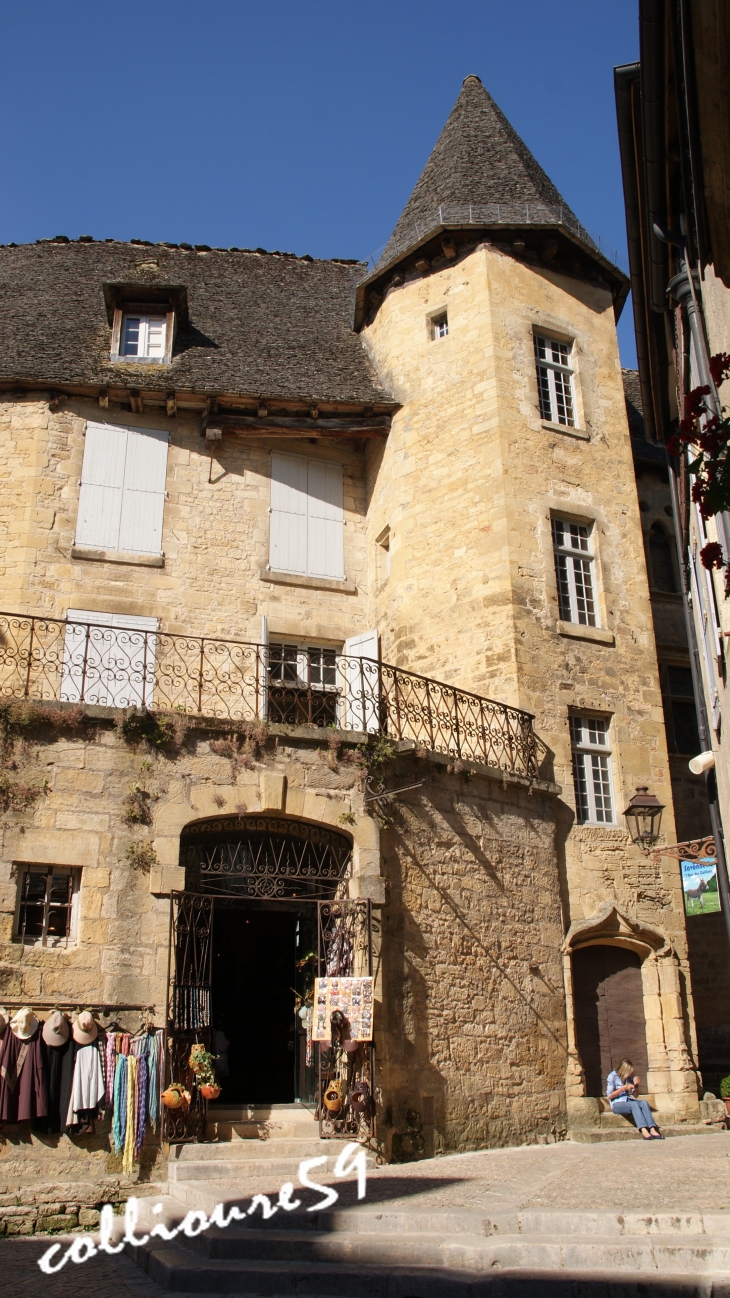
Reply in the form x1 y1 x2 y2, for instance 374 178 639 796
0 1022 48 1123
66 1041 104 1128
112 1054 127 1155
123 1055 137 1174
34 1035 73 1134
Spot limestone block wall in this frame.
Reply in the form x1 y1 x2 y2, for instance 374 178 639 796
0 395 372 648
361 242 696 1093
377 757 567 1156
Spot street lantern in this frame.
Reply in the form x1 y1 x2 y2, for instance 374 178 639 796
623 786 665 851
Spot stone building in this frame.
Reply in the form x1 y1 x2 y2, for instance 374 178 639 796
0 75 716 1222
616 0 730 1097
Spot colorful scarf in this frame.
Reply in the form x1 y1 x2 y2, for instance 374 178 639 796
123 1054 137 1174
112 1054 127 1155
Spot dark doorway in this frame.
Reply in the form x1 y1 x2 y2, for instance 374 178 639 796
572 944 649 1096
211 902 316 1104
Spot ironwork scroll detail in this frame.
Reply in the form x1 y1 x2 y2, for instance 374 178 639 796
0 611 538 779
181 815 353 898
164 892 213 1143
651 836 716 864
316 899 376 1144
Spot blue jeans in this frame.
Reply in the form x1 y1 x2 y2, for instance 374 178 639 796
612 1098 655 1129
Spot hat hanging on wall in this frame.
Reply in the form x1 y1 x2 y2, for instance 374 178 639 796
72 1010 99 1045
42 1010 71 1047
0 1007 9 1037
10 1007 39 1040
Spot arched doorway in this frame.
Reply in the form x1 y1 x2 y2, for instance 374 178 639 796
572 944 649 1096
176 815 353 1105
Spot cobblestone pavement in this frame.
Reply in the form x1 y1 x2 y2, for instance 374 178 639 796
2 1132 730 1295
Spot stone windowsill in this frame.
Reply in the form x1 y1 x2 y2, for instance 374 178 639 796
259 566 357 594
71 545 165 568
558 620 615 646
541 420 590 441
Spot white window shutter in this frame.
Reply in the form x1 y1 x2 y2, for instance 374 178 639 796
117 427 168 554
259 614 269 720
75 423 127 550
61 609 158 708
339 629 380 733
270 453 307 574
307 460 344 579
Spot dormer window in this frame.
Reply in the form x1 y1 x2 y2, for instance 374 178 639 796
110 306 174 363
104 281 188 365
121 313 167 359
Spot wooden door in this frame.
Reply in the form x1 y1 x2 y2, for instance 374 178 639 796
572 945 649 1096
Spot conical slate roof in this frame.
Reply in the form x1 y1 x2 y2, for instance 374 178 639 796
377 75 586 268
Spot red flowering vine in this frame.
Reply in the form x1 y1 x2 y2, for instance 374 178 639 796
665 354 730 576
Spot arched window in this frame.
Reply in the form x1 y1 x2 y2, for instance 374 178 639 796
649 522 677 592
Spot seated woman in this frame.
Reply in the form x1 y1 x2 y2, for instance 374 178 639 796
606 1058 664 1139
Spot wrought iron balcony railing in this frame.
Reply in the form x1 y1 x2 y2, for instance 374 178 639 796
0 612 538 778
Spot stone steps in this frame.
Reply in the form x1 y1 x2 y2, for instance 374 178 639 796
124 1192 730 1294
569 1122 725 1143
172 1137 344 1161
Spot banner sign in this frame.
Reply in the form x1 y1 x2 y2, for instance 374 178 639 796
681 857 720 916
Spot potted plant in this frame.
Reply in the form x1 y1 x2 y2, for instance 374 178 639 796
188 1046 222 1101
161 1082 191 1110
720 1075 730 1115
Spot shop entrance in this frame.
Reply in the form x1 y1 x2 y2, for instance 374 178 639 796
171 813 354 1116
210 900 317 1104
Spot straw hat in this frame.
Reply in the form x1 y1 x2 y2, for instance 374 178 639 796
42 1010 70 1048
72 1010 98 1045
0 1007 8 1037
10 1007 39 1040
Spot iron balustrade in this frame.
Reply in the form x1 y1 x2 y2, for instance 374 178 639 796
0 611 538 778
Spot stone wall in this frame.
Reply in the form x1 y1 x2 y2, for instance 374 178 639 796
377 760 567 1155
0 395 372 648
361 241 698 1104
0 701 569 1190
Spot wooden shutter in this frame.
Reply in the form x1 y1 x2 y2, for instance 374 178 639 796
270 453 307 574
307 460 344 579
62 609 158 707
339 629 380 733
118 426 168 554
75 423 127 550
76 422 168 555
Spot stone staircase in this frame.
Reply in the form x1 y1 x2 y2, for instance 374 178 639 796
568 1095 727 1143
167 1102 360 1199
122 1111 730 1294
128 1198 730 1295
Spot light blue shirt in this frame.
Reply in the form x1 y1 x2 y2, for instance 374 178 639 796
606 1070 633 1110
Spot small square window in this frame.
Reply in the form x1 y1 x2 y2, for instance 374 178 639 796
431 313 448 340
15 865 81 947
110 308 173 363
121 313 167 359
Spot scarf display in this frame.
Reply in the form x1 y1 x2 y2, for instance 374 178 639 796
2 1018 164 1166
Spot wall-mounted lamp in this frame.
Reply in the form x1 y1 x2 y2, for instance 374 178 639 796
205 427 222 482
623 786 665 852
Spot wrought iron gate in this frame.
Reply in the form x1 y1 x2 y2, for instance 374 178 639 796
316 898 376 1143
164 891 376 1145
164 892 213 1143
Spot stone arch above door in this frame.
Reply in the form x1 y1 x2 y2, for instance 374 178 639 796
563 903 672 960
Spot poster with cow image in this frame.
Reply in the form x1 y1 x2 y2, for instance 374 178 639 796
681 858 720 916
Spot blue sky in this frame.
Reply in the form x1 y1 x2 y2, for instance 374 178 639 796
0 0 639 364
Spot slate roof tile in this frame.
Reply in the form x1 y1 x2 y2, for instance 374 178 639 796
378 75 584 267
0 241 392 406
